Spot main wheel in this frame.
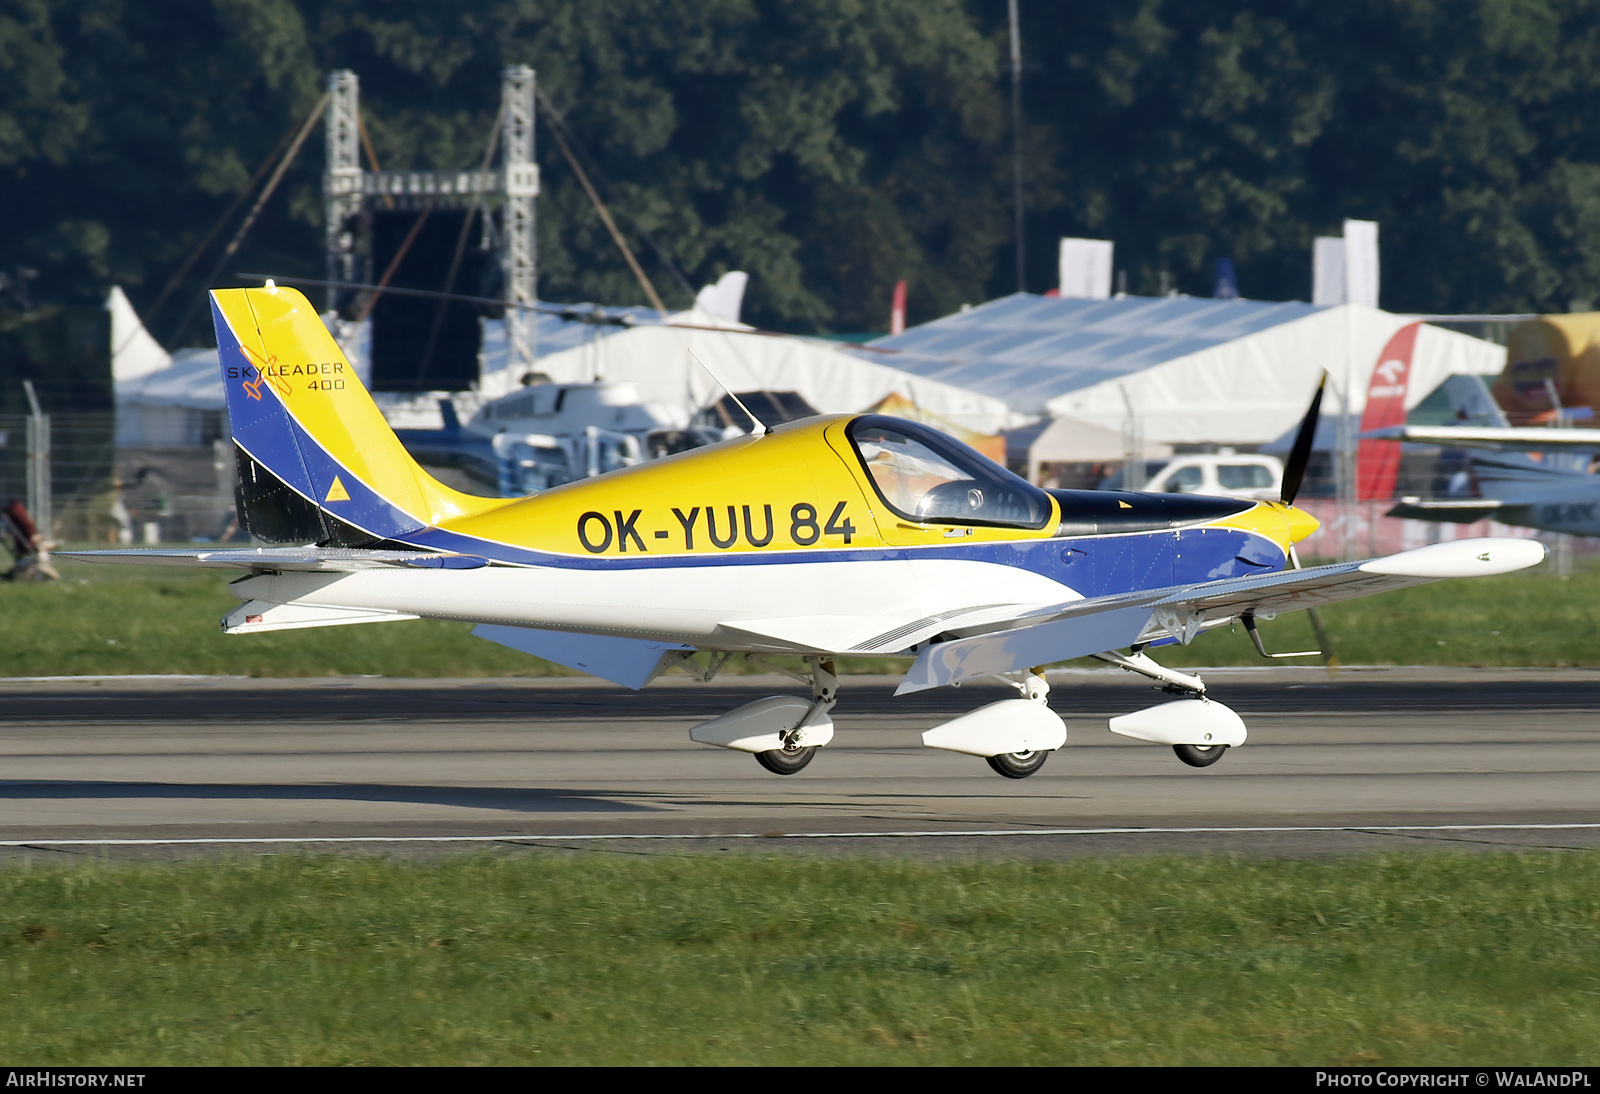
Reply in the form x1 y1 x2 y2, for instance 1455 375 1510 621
755 746 817 775
985 750 1050 779
1173 743 1228 768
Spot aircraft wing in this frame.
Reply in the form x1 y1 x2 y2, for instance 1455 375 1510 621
896 537 1544 693
1386 498 1504 524
59 547 492 572
1362 424 1600 452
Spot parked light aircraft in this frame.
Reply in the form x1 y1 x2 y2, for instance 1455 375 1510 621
395 381 724 497
66 286 1545 777
1364 375 1600 537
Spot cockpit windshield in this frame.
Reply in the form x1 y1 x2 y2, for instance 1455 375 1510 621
847 415 1052 529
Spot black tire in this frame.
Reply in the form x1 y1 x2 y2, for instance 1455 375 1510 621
985 750 1050 779
755 746 817 775
1173 743 1228 768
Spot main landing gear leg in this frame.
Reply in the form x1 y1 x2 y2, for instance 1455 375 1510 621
685 655 839 773
754 657 838 775
985 669 1055 779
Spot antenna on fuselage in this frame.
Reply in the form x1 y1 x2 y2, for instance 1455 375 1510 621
687 347 772 436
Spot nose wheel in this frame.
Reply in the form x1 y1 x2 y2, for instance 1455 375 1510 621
985 750 1050 779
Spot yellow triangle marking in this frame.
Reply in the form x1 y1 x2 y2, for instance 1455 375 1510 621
1118 500 1132 509
325 476 350 503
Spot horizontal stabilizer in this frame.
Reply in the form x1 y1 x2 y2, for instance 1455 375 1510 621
62 547 490 573
222 600 419 634
472 624 692 690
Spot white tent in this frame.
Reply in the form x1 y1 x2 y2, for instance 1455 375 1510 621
865 294 1505 447
477 311 1015 435
106 286 230 448
114 301 1015 441
114 349 226 447
1045 306 1502 446
107 286 171 382
1007 415 1174 477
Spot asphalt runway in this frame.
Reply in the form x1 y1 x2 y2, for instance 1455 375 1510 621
2 666 1599 861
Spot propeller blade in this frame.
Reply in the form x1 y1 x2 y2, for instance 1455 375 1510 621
1281 373 1327 506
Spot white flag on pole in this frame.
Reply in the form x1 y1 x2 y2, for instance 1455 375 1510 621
1343 219 1379 309
1058 238 1113 300
1312 237 1345 306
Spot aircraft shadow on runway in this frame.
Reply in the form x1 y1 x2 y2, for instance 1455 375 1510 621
0 782 662 813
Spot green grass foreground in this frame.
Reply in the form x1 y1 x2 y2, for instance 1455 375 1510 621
2 852 1598 1065
1 555 1598 676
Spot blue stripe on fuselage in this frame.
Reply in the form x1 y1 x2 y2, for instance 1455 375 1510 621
395 521 1287 599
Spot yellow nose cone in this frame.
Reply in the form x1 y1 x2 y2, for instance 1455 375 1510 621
1287 503 1320 545
1219 501 1322 556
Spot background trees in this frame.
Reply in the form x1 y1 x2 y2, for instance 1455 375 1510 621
5 0 1600 341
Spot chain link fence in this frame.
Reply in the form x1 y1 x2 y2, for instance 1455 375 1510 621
1 413 236 545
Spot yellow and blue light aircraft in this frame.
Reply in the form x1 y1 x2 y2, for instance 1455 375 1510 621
69 285 1545 778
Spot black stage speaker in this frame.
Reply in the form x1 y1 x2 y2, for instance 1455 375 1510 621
368 209 489 393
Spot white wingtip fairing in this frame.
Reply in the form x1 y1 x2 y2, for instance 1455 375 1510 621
1358 537 1546 579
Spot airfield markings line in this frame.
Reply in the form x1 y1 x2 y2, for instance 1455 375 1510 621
4 822 1600 848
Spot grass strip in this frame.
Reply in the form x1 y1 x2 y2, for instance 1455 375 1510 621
2 557 1598 677
2 851 1598 1065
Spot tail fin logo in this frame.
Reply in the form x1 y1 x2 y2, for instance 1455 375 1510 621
238 345 292 401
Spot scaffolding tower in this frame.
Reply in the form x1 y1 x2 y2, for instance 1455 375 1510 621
322 66 539 378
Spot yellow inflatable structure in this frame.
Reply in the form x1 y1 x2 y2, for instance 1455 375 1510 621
1493 313 1600 423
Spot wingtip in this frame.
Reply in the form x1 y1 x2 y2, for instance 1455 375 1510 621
1359 537 1547 578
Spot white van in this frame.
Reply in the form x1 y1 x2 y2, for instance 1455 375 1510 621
1139 453 1284 500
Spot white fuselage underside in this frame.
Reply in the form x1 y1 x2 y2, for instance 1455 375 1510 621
229 557 1079 655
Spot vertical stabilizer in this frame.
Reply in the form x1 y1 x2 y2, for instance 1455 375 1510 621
1442 374 1511 428
211 285 501 544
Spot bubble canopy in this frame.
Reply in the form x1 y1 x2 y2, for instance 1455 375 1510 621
846 415 1053 529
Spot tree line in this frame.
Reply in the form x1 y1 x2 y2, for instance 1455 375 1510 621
3 0 1600 342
